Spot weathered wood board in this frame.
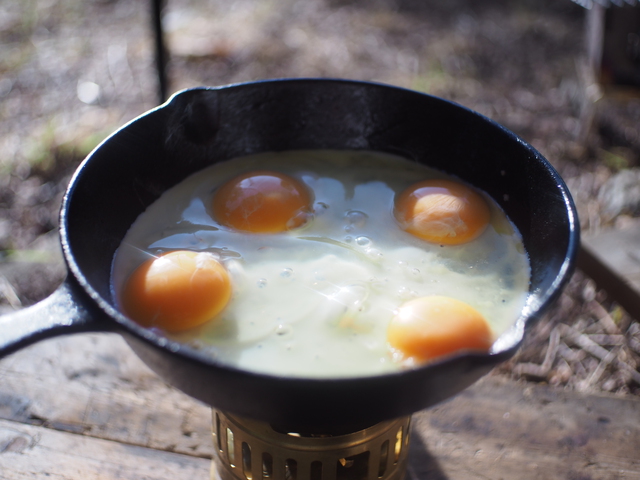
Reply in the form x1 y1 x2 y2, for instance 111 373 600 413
0 334 213 458
0 333 638 479
580 226 640 321
411 377 640 479
0 418 211 480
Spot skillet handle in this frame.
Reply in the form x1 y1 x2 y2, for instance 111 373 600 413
0 278 112 359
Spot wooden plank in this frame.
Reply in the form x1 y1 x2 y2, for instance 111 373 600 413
579 227 640 320
411 375 640 480
1 333 639 479
0 334 213 458
0 417 211 480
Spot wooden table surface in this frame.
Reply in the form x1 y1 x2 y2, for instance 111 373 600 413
580 222 640 322
0 332 638 480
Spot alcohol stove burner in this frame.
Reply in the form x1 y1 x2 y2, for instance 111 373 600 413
211 409 411 480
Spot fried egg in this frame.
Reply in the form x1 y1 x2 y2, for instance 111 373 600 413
111 150 530 378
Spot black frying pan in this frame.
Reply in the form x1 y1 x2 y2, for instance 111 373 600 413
0 79 579 432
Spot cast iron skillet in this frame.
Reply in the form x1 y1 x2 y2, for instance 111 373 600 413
0 79 579 432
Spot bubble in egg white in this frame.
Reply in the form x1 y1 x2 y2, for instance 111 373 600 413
316 202 329 213
286 211 312 231
355 236 371 246
275 324 293 336
396 286 411 300
343 210 368 232
363 247 383 263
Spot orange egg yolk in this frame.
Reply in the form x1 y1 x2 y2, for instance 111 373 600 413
121 250 232 332
212 170 312 233
394 179 491 245
387 295 493 363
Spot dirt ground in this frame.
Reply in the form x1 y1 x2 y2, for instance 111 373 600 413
1 0 640 395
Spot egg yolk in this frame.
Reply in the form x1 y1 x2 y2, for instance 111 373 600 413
387 295 493 363
394 179 490 245
121 250 232 332
212 171 312 233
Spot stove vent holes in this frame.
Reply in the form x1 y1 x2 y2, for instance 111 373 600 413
310 461 322 480
213 411 410 480
337 452 370 480
378 441 389 478
243 443 253 479
284 459 297 479
262 453 273 478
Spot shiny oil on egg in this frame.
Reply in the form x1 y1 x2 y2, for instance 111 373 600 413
111 150 530 378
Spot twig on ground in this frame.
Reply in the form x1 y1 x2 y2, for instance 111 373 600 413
588 300 621 334
513 326 560 379
0 275 22 309
577 347 619 392
560 324 640 385
585 334 626 345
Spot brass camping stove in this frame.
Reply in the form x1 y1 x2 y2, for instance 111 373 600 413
211 409 411 480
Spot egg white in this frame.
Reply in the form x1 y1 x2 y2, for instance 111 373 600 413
111 150 530 378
